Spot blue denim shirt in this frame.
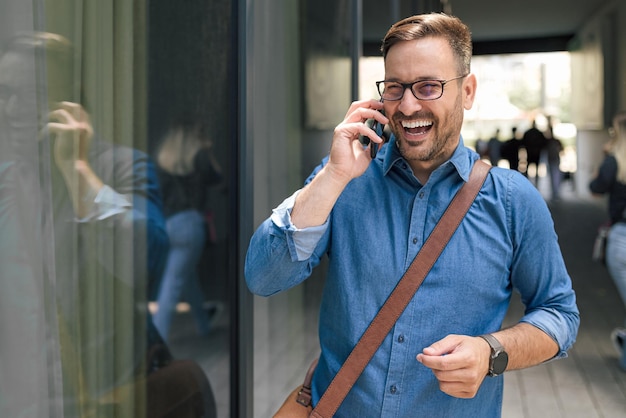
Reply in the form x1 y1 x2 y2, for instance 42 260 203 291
245 138 579 417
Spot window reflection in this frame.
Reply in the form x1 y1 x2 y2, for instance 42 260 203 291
147 1 235 416
0 0 235 416
0 31 172 416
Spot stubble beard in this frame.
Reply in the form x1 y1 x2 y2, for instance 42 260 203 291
392 96 464 165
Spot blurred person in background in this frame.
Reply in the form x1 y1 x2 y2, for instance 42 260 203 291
521 119 546 186
589 111 626 372
500 126 521 172
545 125 564 201
487 128 502 166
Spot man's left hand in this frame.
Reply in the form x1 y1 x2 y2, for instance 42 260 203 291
416 334 491 398
47 101 94 169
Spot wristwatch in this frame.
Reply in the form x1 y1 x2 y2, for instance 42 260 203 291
479 333 508 377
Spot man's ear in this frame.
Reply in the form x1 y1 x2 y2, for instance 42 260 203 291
462 73 477 110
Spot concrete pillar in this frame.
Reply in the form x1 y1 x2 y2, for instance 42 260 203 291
576 129 610 198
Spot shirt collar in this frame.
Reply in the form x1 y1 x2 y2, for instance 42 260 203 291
381 135 476 182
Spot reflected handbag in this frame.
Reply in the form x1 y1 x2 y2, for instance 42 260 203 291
144 319 217 418
146 358 217 418
274 161 491 418
97 344 217 418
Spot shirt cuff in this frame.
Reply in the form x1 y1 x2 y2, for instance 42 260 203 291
78 185 132 222
521 309 575 360
271 189 328 260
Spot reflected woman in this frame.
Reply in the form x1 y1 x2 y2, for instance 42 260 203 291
153 121 223 342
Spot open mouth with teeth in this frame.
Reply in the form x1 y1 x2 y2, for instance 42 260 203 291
401 119 433 136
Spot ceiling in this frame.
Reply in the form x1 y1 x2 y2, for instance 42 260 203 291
363 0 614 55
451 0 611 42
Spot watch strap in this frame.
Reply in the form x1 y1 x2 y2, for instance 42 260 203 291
479 333 504 352
479 333 507 376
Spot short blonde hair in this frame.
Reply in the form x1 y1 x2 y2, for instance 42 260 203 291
157 125 211 176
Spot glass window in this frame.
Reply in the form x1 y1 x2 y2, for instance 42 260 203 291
0 1 236 416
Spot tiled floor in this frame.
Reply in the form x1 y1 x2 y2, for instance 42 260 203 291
169 172 626 417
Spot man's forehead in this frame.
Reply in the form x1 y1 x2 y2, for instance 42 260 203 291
385 37 450 57
384 38 454 78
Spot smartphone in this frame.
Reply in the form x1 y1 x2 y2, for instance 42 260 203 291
359 100 389 159
368 109 391 159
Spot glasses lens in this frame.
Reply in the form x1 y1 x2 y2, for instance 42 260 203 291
413 80 443 100
380 82 403 100
378 80 445 101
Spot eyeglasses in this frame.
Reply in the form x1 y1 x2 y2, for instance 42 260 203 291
375 74 468 101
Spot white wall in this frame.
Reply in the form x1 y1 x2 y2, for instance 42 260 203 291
576 130 610 198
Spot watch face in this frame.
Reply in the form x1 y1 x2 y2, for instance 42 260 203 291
492 351 509 375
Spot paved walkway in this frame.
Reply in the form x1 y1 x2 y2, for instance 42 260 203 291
501 177 626 417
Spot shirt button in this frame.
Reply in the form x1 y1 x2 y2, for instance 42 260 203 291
397 334 405 343
412 238 418 244
419 191 425 198
390 385 397 394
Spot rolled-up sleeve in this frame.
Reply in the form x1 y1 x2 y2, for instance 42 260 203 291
245 190 329 296
509 175 580 358
522 302 579 359
270 190 329 261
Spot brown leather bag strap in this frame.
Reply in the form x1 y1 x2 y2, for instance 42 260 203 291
311 160 491 418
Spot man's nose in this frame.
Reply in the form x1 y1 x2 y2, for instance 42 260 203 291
397 87 423 115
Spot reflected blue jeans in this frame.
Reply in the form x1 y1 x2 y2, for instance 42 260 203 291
606 222 626 369
154 209 208 341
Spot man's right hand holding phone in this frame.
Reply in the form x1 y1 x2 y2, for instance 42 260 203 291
290 99 388 230
327 99 389 183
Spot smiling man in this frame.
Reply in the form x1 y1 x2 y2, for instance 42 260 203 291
245 13 579 417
